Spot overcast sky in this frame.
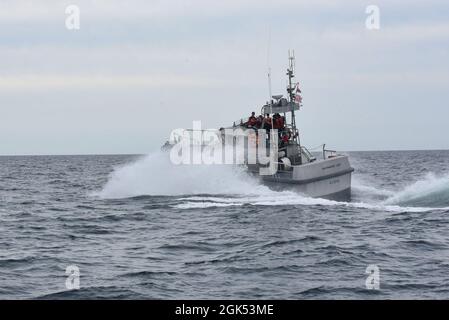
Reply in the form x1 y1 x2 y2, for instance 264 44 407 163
1 0 448 155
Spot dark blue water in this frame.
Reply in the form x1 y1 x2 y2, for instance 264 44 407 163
1 150 449 299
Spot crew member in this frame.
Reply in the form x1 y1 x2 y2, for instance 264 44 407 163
281 133 289 147
273 113 279 129
256 115 264 129
278 115 285 130
263 114 272 131
247 111 257 127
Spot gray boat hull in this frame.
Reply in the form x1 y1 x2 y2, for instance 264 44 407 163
251 155 354 200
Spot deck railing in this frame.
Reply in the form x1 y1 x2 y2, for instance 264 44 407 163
322 144 337 159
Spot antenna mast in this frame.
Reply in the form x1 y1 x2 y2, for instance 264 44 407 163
268 68 272 102
287 50 300 145
287 49 295 102
267 27 272 103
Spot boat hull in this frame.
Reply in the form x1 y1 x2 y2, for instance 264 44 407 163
252 155 354 200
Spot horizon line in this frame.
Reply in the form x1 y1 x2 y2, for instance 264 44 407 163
1 148 449 157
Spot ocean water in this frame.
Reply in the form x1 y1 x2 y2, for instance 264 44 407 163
1 150 449 299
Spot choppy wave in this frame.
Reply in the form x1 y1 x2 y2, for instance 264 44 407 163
3 151 449 299
384 172 449 208
96 151 449 213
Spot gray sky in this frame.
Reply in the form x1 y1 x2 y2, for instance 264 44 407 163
1 0 448 155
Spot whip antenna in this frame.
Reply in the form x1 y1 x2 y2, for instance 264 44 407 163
267 26 272 102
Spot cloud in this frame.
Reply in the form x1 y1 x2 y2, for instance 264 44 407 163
1 0 447 20
0 0 356 22
0 74 224 91
0 0 448 154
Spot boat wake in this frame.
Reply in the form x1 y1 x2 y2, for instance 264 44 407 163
383 172 449 208
95 152 269 199
95 152 449 213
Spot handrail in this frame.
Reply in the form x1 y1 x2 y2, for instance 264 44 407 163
301 146 316 162
322 144 337 159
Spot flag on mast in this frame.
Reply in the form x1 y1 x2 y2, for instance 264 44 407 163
294 83 302 104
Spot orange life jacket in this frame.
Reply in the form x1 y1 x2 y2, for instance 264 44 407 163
278 117 285 128
248 116 257 126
